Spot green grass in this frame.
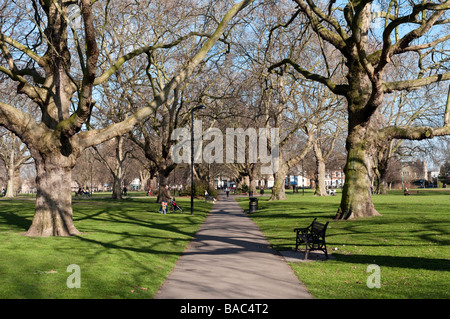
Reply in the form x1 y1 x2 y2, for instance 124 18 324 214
2 189 449 299
237 189 450 299
0 195 211 299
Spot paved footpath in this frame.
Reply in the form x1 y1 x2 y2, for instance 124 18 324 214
154 193 312 299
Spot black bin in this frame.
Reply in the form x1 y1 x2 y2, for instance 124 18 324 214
249 197 258 213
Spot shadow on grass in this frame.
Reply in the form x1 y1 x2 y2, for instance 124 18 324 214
332 253 450 272
0 198 209 254
0 210 33 232
72 230 187 257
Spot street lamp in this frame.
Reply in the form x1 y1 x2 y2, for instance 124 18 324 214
191 104 206 215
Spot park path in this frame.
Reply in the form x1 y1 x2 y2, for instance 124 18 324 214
154 193 312 299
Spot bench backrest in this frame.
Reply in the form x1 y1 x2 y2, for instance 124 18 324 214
311 220 328 237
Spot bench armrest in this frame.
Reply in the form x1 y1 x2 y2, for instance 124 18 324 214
294 218 316 233
294 227 311 237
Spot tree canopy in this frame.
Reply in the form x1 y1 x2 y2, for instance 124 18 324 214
1 0 449 235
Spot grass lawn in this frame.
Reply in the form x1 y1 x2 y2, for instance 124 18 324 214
2 189 448 299
0 194 211 298
237 189 450 299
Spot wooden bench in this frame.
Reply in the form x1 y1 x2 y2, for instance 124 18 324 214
294 218 329 260
404 190 419 196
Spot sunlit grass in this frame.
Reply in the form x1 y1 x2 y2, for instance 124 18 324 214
0 196 211 298
237 188 450 299
2 188 448 299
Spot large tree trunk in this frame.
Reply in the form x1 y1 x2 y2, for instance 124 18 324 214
1 0 254 237
374 164 389 195
249 166 258 195
376 178 388 195
335 124 381 220
112 175 124 200
26 155 80 237
270 163 287 201
249 177 257 195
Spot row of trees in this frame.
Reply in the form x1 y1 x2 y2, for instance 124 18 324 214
2 131 448 198
1 0 449 236
0 0 255 236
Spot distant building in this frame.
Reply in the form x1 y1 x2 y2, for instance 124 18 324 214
402 160 428 187
285 175 311 188
428 171 439 180
20 179 36 194
129 178 141 190
325 169 345 188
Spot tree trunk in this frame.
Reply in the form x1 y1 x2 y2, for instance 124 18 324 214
269 132 313 201
314 160 327 196
248 164 258 195
313 142 327 196
375 166 389 195
112 175 123 200
5 165 16 198
25 156 81 237
139 169 151 193
5 143 17 197
377 178 388 194
270 163 287 201
112 136 126 199
249 177 257 195
335 124 381 220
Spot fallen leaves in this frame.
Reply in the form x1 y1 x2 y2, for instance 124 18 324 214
130 286 148 294
34 270 57 274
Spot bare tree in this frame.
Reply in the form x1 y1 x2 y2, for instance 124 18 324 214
0 0 255 236
0 130 32 197
270 0 450 219
92 136 139 199
312 123 345 196
0 85 34 197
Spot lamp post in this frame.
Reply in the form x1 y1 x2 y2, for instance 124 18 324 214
191 105 206 215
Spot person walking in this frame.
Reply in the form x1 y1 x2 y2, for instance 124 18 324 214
159 185 171 214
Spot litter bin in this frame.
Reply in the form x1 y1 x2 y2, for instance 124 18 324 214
249 197 258 213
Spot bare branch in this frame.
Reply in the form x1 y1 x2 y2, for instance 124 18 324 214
79 0 254 148
293 0 347 52
0 33 45 67
445 84 450 126
268 58 348 95
383 73 450 93
0 101 41 140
